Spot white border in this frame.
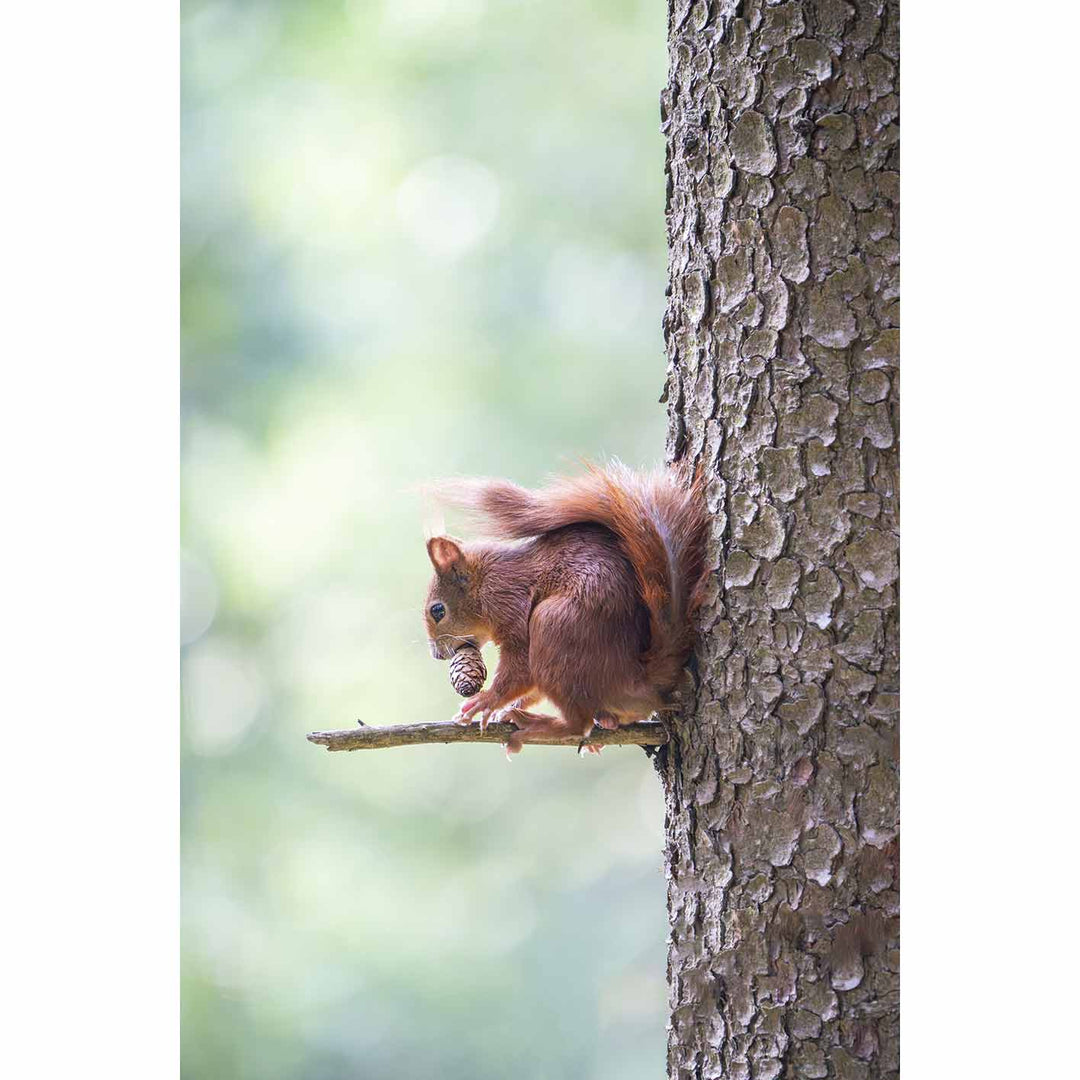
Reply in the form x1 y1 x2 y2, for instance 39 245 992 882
904 4 1075 1075
2 5 178 1076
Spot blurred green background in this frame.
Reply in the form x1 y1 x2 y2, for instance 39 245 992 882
181 1 670 1077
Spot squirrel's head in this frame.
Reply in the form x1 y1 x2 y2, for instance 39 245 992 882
423 536 489 660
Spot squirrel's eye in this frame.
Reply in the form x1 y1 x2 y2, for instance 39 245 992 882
429 602 446 623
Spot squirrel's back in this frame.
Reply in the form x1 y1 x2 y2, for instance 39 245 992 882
437 463 709 693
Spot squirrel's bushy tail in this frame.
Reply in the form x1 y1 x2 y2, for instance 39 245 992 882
437 462 710 692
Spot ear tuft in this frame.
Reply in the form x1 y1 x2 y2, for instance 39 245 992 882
427 536 465 576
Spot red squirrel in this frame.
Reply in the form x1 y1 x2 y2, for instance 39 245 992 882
422 463 709 754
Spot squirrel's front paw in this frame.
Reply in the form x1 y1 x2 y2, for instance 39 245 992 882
483 706 513 731
454 691 498 728
453 695 482 724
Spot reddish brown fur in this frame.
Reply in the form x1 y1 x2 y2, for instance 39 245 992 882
421 464 709 752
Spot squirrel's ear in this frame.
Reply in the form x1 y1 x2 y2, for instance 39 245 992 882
427 536 465 576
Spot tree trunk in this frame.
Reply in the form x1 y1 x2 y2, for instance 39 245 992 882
658 3 899 1078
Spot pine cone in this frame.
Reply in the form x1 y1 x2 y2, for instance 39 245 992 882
449 644 487 697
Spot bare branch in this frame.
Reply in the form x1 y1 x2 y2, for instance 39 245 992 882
306 719 669 752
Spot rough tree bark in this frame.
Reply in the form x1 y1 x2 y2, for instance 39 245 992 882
657 2 899 1078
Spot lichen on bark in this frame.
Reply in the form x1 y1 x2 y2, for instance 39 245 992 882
658 2 899 1077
